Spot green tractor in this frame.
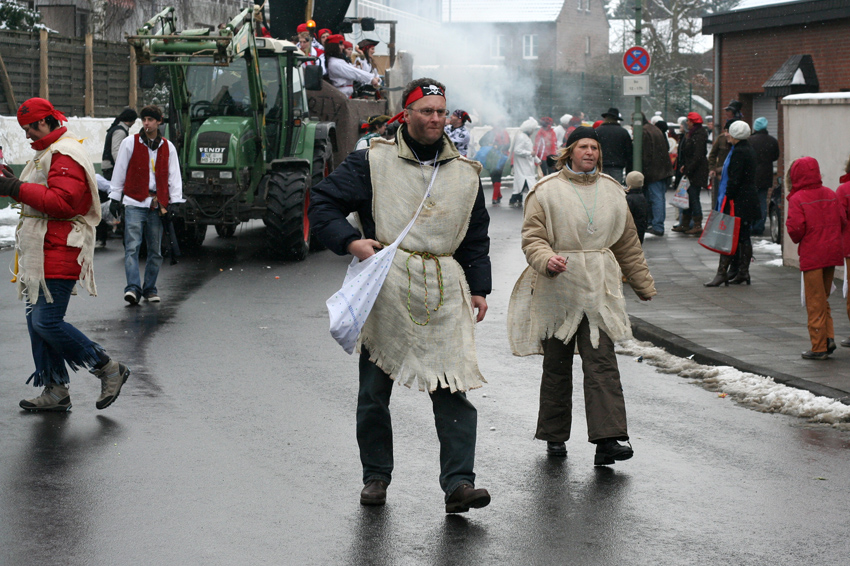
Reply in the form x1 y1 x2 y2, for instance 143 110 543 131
129 6 335 260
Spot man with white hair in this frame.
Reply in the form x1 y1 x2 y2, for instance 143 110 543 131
509 117 539 208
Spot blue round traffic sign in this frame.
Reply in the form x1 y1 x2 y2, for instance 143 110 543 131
623 46 651 75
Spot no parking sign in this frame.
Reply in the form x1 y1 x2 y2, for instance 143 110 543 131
623 46 651 75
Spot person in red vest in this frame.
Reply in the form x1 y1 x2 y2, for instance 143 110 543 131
109 105 184 305
0 97 130 412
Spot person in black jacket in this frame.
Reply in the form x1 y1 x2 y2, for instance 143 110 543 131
705 121 760 286
674 112 709 235
596 107 632 184
749 117 780 235
308 78 493 514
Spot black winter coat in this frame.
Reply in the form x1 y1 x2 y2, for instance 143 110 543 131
308 148 492 296
748 129 779 190
596 122 633 170
641 122 674 183
678 125 709 188
722 140 760 223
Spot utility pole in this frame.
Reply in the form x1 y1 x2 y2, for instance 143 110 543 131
633 0 643 173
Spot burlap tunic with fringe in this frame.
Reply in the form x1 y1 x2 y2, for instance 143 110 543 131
15 131 101 303
508 167 656 356
359 137 484 393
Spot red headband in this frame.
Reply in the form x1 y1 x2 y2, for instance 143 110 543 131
17 97 68 127
388 84 446 124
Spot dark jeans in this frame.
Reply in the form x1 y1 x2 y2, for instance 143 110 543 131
536 317 628 443
688 183 704 217
26 279 105 387
752 187 769 234
357 348 477 495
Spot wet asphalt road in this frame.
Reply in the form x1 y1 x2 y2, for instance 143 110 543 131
2 207 850 565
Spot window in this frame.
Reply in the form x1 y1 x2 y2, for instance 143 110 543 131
491 35 507 59
578 0 590 10
523 34 538 60
585 36 591 55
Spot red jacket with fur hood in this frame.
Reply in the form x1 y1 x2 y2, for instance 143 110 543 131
785 157 845 271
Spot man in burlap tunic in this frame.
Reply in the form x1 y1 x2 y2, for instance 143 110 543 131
309 78 492 514
0 98 130 412
507 126 656 465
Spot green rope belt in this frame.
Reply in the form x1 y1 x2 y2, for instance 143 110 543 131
384 243 453 326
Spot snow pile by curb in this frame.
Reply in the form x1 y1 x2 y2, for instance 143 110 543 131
616 339 850 425
1 205 18 248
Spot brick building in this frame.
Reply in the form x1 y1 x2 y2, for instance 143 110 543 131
702 0 850 175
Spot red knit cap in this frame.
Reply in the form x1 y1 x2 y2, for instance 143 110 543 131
687 112 703 124
325 34 344 45
296 23 308 33
17 97 67 127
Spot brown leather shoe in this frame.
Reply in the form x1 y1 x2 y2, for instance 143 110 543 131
360 480 388 506
445 484 491 513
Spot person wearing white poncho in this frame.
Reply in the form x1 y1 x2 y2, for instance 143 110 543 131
507 126 656 466
508 117 539 208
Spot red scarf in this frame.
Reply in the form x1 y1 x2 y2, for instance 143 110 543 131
30 127 67 151
125 134 170 206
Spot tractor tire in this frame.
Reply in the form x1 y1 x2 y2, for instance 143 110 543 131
264 169 310 261
215 224 237 238
309 139 334 251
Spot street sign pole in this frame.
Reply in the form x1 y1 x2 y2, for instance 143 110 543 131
633 0 642 173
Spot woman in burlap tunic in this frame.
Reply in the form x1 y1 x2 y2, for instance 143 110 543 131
309 79 493 513
507 126 656 465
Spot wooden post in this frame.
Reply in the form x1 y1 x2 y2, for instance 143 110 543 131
0 50 17 111
39 29 49 98
129 46 138 109
85 34 94 116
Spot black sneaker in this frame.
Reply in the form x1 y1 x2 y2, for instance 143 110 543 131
801 350 829 360
124 290 139 305
594 439 634 466
826 338 836 355
546 441 567 457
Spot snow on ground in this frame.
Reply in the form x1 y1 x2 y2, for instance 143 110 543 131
0 204 18 249
616 339 850 427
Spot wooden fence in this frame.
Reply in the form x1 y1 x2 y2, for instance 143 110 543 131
0 30 136 118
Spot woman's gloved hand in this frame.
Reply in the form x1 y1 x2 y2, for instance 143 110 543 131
0 166 22 198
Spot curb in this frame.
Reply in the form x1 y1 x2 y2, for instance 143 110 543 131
629 315 850 406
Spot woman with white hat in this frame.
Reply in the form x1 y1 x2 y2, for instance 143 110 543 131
705 120 760 286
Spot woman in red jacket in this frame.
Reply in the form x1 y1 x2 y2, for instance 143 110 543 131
0 98 130 411
836 155 850 348
786 156 846 360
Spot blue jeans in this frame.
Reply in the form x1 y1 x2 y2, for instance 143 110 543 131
26 279 105 387
123 205 163 296
644 180 667 233
357 348 478 496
